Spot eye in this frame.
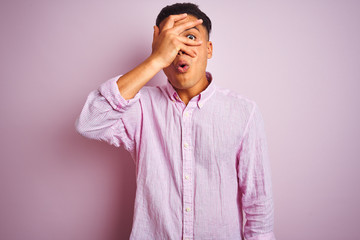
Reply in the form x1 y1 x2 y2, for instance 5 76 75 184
186 34 196 41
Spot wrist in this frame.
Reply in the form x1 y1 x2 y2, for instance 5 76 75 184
147 54 166 71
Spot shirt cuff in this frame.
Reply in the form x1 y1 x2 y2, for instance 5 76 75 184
98 74 141 112
246 232 276 240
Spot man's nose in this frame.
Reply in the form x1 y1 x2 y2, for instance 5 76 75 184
178 50 185 55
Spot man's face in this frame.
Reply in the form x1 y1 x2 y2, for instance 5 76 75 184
159 14 213 90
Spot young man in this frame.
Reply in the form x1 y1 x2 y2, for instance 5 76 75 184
75 3 276 240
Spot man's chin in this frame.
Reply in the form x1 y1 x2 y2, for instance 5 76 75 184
170 78 197 91
165 69 197 87
172 74 192 85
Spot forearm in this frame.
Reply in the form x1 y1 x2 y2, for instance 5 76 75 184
243 197 275 239
116 55 163 100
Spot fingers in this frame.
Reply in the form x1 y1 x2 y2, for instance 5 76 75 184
178 36 202 46
179 44 197 58
151 14 202 62
162 13 188 31
175 36 201 57
173 19 203 35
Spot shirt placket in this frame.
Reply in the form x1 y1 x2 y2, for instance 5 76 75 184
181 103 195 240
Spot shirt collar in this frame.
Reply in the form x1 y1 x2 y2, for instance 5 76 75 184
164 72 216 109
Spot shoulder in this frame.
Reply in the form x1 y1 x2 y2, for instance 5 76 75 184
214 85 257 113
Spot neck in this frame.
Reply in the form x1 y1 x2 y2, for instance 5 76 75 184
175 73 209 105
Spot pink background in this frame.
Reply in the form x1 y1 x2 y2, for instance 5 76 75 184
1 0 359 239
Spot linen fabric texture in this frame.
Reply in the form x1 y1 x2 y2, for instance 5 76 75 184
75 72 275 240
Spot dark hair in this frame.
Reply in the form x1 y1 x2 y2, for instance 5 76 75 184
155 2 212 40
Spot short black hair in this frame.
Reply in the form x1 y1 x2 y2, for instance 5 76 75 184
155 2 212 40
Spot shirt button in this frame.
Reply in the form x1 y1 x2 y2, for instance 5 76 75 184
185 175 190 180
198 102 203 108
184 111 189 117
183 142 189 148
185 207 191 212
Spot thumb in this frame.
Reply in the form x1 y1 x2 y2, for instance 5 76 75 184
153 25 159 40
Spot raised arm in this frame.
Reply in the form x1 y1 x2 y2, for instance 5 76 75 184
75 14 204 151
116 13 203 100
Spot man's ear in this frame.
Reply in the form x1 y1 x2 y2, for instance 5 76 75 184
207 41 213 59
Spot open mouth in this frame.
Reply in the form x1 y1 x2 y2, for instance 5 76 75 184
175 60 190 73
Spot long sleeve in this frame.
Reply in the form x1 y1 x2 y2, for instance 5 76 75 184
237 102 276 240
75 75 142 156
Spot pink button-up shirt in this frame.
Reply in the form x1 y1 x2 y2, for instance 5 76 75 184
75 72 275 240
